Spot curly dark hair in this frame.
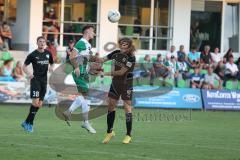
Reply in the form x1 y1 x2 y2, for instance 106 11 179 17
118 38 136 55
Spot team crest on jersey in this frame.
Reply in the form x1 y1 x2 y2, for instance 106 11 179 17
126 62 132 67
46 54 49 59
127 90 132 97
122 58 126 62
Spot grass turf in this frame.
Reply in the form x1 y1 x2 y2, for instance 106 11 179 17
0 105 240 160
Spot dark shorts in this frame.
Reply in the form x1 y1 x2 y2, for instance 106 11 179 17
108 81 133 101
193 81 200 85
30 78 47 101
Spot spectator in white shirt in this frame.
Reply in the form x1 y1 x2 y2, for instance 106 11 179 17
210 47 222 69
166 45 177 60
225 55 240 80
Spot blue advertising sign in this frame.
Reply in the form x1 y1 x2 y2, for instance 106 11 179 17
202 89 240 110
133 87 202 109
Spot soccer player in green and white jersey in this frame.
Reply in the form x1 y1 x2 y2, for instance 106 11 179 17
63 25 96 133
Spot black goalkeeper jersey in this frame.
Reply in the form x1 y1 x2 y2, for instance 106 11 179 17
24 49 54 81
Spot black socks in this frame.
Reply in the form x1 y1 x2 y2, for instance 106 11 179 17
107 110 132 136
25 105 39 125
126 113 132 136
107 110 115 133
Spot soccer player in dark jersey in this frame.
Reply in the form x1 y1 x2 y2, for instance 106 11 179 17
101 38 136 144
21 36 54 132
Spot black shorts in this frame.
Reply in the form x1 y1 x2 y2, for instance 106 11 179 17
108 81 133 101
30 78 47 101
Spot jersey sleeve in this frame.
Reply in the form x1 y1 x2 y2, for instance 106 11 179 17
107 50 120 60
24 54 32 65
164 61 170 67
73 40 86 53
49 52 54 65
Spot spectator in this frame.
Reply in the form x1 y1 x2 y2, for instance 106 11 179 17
140 55 154 85
225 55 240 80
190 21 200 49
236 57 240 71
203 66 222 90
188 47 200 68
46 41 58 63
66 40 75 62
13 61 26 82
133 17 142 35
0 59 15 81
214 60 225 80
166 45 177 60
210 47 222 69
74 17 83 33
73 17 83 41
65 23 75 43
177 45 187 62
189 67 204 88
165 55 179 86
191 21 200 38
153 54 168 80
0 36 5 50
0 21 12 50
200 45 212 69
223 48 233 63
177 59 189 80
43 8 59 46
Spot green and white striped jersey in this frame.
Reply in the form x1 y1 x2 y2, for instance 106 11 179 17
73 38 92 74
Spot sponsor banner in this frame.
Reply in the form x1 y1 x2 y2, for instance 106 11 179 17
133 87 202 109
0 82 58 105
0 81 110 106
202 89 240 110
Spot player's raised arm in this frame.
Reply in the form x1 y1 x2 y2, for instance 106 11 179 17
98 50 120 63
98 56 109 63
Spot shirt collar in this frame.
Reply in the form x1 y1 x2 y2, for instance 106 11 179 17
81 38 88 43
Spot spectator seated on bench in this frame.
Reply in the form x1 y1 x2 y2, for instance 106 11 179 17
0 58 15 82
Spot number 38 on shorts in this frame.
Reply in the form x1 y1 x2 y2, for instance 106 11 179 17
30 78 47 101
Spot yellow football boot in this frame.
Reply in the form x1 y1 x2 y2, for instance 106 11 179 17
102 131 115 144
122 135 132 144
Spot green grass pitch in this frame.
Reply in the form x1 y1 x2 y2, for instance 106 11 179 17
0 105 240 160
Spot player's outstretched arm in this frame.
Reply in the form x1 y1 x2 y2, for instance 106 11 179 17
99 57 109 63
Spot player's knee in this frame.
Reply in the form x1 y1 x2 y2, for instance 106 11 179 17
108 101 116 111
81 98 90 113
124 105 132 113
123 102 132 112
38 101 43 107
108 106 115 112
32 102 40 107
